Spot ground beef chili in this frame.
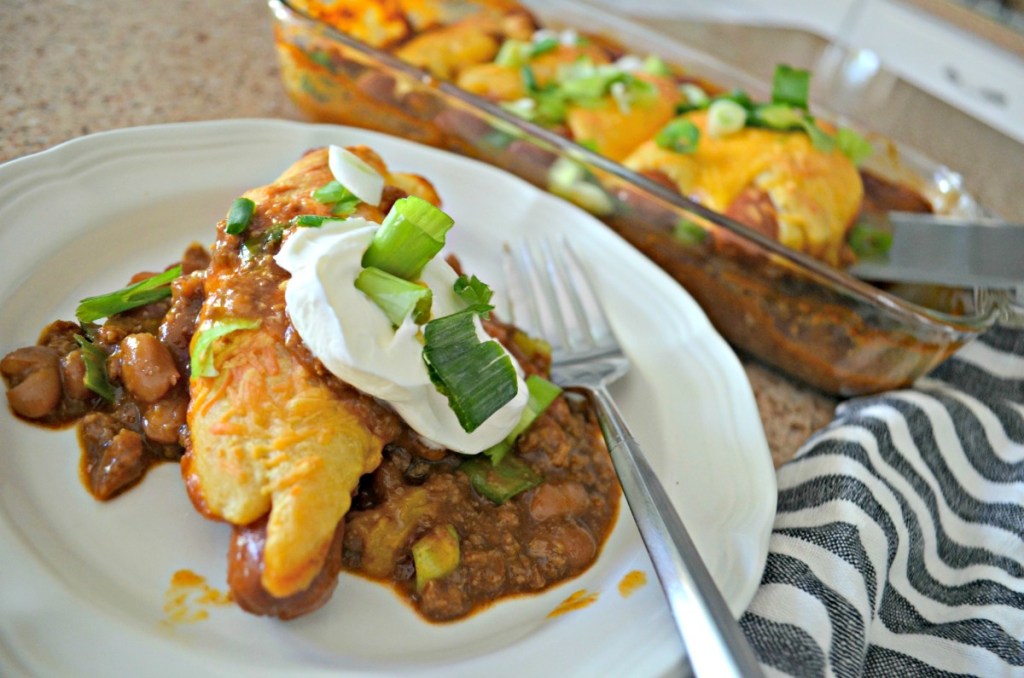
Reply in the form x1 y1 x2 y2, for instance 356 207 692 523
1 241 621 622
344 380 618 622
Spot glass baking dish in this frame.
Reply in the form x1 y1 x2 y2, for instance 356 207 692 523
267 0 1017 396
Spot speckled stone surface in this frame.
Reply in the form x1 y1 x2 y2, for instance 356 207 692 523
0 0 838 465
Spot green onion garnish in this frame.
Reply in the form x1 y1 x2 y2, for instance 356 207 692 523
453 274 494 317
291 214 348 228
715 88 754 110
226 197 255 236
529 36 560 58
750 103 804 130
190 318 262 378
836 127 874 165
244 224 285 256
354 267 433 326
412 525 461 591
707 98 748 137
313 180 361 216
547 157 614 215
312 180 349 202
521 64 539 92
76 265 182 324
459 454 541 505
674 219 708 246
495 39 532 67
772 64 811 109
800 118 836 153
655 119 700 153
328 145 384 205
680 83 710 109
73 335 115 402
558 61 628 102
422 310 519 433
534 90 569 124
361 196 454 280
847 223 894 258
643 54 672 76
483 374 561 465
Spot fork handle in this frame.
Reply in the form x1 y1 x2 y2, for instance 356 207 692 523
584 385 765 678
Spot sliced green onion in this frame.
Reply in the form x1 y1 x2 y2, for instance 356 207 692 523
707 98 748 137
483 374 561 465
412 524 461 592
529 36 559 58
547 157 614 215
559 63 628 102
73 335 115 402
226 198 256 236
422 310 518 433
750 103 804 130
772 64 811 109
313 180 350 203
328 145 384 205
291 214 348 228
673 219 709 246
533 90 569 124
190 318 262 378
76 265 182 324
847 223 894 258
642 54 672 76
576 138 598 152
715 88 754 110
836 127 874 165
453 274 494 317
501 97 538 120
244 224 285 256
362 196 454 280
313 181 361 216
655 119 700 153
800 117 836 153
495 39 532 67
679 83 710 108
460 454 541 505
521 64 539 92
355 267 433 326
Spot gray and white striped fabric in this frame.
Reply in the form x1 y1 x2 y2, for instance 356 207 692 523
740 326 1024 677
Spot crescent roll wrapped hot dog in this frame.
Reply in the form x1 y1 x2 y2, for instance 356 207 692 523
183 146 440 615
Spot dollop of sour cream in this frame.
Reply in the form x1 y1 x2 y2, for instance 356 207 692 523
274 218 528 454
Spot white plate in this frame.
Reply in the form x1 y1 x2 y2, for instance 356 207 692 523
0 120 775 677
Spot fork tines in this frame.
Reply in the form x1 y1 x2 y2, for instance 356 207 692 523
503 237 616 360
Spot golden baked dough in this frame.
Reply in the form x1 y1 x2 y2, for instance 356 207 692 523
624 110 864 265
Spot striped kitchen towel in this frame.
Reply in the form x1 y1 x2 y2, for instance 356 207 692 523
739 324 1024 677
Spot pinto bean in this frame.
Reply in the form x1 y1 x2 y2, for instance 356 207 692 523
1 346 62 418
142 395 188 445
528 482 590 522
61 349 91 401
119 334 179 403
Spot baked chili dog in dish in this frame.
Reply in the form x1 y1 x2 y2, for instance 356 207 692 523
283 0 932 266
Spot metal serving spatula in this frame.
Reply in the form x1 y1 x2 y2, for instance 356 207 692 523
847 212 1024 289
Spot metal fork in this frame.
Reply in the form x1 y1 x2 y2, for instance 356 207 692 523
504 237 764 678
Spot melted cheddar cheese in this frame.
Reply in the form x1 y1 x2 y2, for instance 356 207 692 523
624 110 864 265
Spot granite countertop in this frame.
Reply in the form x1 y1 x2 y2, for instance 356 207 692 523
0 0 838 466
